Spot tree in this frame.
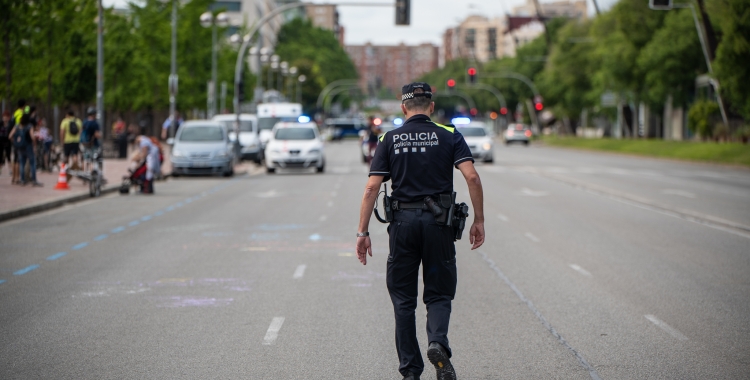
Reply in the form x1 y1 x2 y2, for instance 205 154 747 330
713 0 750 120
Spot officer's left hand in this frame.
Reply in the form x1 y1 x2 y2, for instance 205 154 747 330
356 236 372 265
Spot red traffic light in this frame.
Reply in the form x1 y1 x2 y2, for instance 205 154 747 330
447 79 456 88
534 102 543 111
470 108 478 116
467 68 477 76
500 107 508 115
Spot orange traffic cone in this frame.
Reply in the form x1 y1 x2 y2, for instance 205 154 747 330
55 163 70 190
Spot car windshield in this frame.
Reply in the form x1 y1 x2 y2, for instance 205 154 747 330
179 126 224 142
217 120 253 132
460 127 487 137
259 117 297 131
275 128 316 140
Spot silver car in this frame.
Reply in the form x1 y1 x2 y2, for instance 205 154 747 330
504 123 532 145
169 121 236 177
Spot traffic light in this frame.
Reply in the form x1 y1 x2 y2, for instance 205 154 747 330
395 0 410 26
467 67 477 84
447 78 456 90
500 107 508 115
470 108 478 116
238 80 246 102
534 102 543 111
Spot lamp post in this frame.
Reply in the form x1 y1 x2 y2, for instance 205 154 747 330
269 55 279 96
278 61 288 93
200 11 229 118
288 67 297 99
96 0 104 129
297 75 306 104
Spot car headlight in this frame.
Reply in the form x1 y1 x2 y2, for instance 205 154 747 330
482 143 492 151
215 150 230 158
172 150 185 157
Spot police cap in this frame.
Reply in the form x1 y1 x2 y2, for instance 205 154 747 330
401 82 433 102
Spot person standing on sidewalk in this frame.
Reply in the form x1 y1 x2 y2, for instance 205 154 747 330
9 114 42 187
0 111 13 177
80 107 101 172
60 110 82 169
13 99 26 126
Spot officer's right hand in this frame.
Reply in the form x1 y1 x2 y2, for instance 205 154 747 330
469 222 485 250
356 236 372 265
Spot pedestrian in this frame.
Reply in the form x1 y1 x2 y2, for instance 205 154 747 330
134 133 160 194
112 116 128 158
9 113 42 186
34 117 53 171
366 116 381 163
160 111 183 140
60 110 82 169
13 99 26 126
80 107 101 171
356 82 485 380
0 111 13 176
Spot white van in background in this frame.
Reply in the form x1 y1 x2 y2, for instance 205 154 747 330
212 114 261 163
257 103 303 148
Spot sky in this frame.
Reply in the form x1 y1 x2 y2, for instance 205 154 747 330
102 0 619 46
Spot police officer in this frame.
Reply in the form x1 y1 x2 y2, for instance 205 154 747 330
356 82 485 380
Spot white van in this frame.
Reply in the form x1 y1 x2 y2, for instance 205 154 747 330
257 103 303 148
212 114 261 163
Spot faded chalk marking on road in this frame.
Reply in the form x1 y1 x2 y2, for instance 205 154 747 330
128 220 140 227
309 234 321 241
0 280 5 285
93 234 108 241
13 264 40 276
72 242 89 250
522 188 549 197
525 232 540 242
569 264 592 277
477 251 601 380
153 210 164 217
497 214 509 222
327 201 334 207
111 226 126 233
319 215 327 222
293 264 307 279
141 215 153 222
47 252 67 261
645 315 688 341
661 189 696 199
263 317 286 345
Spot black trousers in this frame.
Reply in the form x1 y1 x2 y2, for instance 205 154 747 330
387 209 457 377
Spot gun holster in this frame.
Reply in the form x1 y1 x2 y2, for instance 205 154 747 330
374 184 393 223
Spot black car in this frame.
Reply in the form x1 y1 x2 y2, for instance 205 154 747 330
325 118 365 140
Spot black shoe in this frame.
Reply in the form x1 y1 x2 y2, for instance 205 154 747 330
403 372 420 380
427 342 456 380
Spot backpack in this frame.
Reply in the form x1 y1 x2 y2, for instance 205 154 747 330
12 125 29 148
68 119 80 135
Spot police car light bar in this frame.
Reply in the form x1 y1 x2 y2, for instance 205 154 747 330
451 117 471 125
298 115 311 123
393 118 404 126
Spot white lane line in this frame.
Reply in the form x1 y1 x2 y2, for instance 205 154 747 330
569 264 592 277
645 315 688 341
263 317 286 345
522 188 549 197
497 214 509 222
319 215 327 221
661 189 696 199
525 232 540 242
293 264 307 279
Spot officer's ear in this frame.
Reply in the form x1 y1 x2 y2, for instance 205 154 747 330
429 102 435 115
401 103 408 115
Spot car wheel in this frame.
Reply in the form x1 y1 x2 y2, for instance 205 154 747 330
223 168 234 177
266 167 275 174
171 172 180 178
524 141 529 146
484 155 494 163
317 161 325 173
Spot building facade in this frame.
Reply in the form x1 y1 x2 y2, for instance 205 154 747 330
346 43 439 97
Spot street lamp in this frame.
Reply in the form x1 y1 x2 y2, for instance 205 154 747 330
200 11 229 118
288 67 297 98
269 55 279 96
279 61 288 93
297 75 306 104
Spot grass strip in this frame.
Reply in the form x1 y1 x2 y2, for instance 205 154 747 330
541 137 750 167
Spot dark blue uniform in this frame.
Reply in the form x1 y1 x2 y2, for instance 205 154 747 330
369 114 473 377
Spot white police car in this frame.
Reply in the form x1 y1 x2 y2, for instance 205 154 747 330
264 119 325 174
453 118 494 163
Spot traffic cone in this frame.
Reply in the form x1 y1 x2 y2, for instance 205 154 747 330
54 163 70 190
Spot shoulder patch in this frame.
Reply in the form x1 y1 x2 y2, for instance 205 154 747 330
432 122 455 133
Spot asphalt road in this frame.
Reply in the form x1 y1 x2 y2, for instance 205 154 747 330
1 140 748 379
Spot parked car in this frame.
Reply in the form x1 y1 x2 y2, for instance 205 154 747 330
504 123 532 145
458 122 495 163
212 113 262 163
264 122 325 174
257 102 303 148
169 121 236 177
325 118 365 140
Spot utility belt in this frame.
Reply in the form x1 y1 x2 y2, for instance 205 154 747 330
374 184 469 241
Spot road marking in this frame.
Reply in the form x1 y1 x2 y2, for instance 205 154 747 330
293 264 307 279
497 214 509 222
263 317 285 345
153 211 164 216
522 188 549 197
93 234 108 241
13 264 40 276
128 220 140 227
319 215 327 222
47 252 67 261
111 226 126 233
0 280 5 285
141 215 152 221
257 190 279 198
569 264 592 277
338 252 354 257
165 206 175 211
309 234 321 241
661 189 696 199
525 232 540 242
477 251 601 380
72 242 89 250
645 315 688 341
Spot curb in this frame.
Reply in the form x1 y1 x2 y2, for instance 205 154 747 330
0 184 121 224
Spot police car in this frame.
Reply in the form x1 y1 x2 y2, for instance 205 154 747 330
264 118 325 174
453 118 494 163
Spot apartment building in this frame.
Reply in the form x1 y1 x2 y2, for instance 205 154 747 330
346 43 439 97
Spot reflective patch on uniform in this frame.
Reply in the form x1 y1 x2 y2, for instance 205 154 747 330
403 148 409 153
379 134 386 142
432 122 455 133
395 148 400 154
421 147 426 152
412 147 417 152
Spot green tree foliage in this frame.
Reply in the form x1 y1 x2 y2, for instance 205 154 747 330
274 18 357 110
713 0 750 119
688 99 720 138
